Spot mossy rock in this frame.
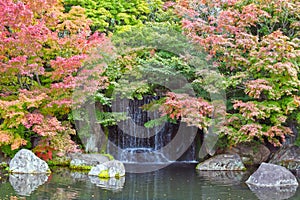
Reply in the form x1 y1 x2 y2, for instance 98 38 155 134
99 170 110 178
69 164 92 171
101 154 114 161
47 156 71 167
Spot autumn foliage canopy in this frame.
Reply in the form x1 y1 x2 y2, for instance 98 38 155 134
0 0 299 158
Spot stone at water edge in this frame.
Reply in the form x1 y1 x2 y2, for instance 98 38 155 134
9 149 50 174
69 153 110 169
225 142 270 166
196 154 246 171
269 145 300 170
246 162 298 187
88 160 125 178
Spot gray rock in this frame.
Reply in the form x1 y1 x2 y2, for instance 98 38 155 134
69 153 110 168
89 176 125 192
247 184 298 200
9 149 50 174
226 143 270 165
246 162 298 186
88 160 125 178
196 154 246 171
269 145 300 170
9 173 48 196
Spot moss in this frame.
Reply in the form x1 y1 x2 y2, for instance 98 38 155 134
98 170 110 178
0 162 8 170
47 159 71 167
101 153 114 161
69 164 92 171
115 173 120 178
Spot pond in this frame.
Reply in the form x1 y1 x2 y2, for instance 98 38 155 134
0 163 299 200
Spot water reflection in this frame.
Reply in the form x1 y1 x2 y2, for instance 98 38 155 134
9 173 48 196
0 164 299 200
89 176 125 192
196 170 249 185
49 188 79 200
247 184 298 200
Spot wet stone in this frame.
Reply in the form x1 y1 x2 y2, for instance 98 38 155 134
196 154 246 171
69 153 110 168
269 145 300 170
9 149 50 174
246 162 298 187
88 160 125 178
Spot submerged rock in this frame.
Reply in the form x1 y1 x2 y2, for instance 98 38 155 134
88 160 125 178
226 143 270 166
9 173 48 196
246 162 298 187
9 149 50 174
69 153 110 170
196 154 246 171
269 145 300 170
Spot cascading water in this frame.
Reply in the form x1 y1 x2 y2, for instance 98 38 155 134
106 96 199 164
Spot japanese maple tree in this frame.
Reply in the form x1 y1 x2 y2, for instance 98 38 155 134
176 0 300 146
0 0 112 157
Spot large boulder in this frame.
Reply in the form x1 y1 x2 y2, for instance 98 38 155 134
9 149 50 174
246 162 298 186
226 143 270 165
269 145 300 170
69 153 110 170
88 160 125 178
196 154 246 171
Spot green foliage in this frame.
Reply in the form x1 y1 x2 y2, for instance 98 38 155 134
63 0 178 33
95 111 128 126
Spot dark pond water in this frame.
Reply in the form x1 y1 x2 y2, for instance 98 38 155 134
0 163 299 200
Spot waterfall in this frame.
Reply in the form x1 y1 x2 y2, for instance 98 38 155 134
106 95 198 163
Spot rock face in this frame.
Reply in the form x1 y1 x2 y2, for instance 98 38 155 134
9 149 50 174
69 153 110 169
226 143 270 165
269 145 300 170
88 160 125 178
246 162 298 186
196 154 246 171
9 173 48 196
